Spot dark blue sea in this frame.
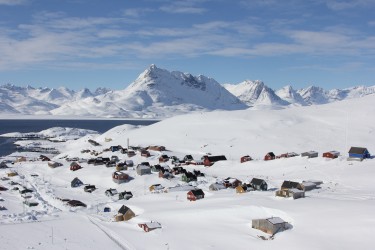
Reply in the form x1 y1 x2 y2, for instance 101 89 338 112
0 119 159 157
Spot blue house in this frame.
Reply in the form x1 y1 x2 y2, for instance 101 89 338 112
348 147 371 160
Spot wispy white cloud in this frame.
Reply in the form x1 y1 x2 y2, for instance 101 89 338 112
160 1 206 14
0 0 28 5
325 0 375 10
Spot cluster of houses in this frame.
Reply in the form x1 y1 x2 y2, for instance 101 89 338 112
1 139 372 238
241 147 371 163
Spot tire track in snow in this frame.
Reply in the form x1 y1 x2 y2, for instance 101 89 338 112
87 216 136 250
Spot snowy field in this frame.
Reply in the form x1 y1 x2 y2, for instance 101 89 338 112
0 94 375 250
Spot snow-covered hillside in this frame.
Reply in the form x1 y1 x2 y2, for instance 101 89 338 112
1 94 374 250
51 65 247 118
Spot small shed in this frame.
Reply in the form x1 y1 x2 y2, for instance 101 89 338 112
301 151 319 158
138 222 162 232
209 182 226 191
48 161 63 168
202 155 227 166
105 188 118 196
136 164 151 176
119 191 133 200
117 205 136 221
301 181 317 191
70 162 82 171
112 171 130 184
84 185 96 193
116 162 127 171
71 177 83 188
252 217 288 235
149 184 164 192
187 189 205 201
240 155 252 163
348 147 371 160
264 152 275 161
275 188 305 199
323 151 340 159
250 178 268 191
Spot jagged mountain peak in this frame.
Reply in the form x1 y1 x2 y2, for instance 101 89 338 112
276 85 307 106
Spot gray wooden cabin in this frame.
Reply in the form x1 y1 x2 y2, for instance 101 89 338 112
252 217 288 235
136 164 151 175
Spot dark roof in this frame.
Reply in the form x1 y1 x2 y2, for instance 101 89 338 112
190 189 205 196
71 177 83 185
67 200 86 207
266 152 275 157
348 147 368 154
250 178 266 185
205 155 227 162
118 205 133 214
281 180 301 189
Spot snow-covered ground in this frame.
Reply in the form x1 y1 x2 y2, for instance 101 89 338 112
0 94 375 250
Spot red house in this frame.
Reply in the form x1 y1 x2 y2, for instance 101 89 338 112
141 150 151 157
70 162 82 171
202 155 227 167
264 152 275 161
158 155 170 163
187 189 205 201
323 151 340 159
240 155 252 163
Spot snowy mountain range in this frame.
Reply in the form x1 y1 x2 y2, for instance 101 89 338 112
1 65 374 118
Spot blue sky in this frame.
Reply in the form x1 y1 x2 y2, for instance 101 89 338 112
0 0 374 91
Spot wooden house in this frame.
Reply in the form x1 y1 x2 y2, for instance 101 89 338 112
301 151 318 158
264 152 275 161
71 177 83 188
70 162 82 171
181 172 197 182
112 171 130 184
15 156 27 163
240 155 252 163
209 182 226 191
252 217 288 235
187 189 205 201
149 184 164 192
127 150 136 157
136 164 151 176
84 185 96 193
148 145 166 151
183 155 194 162
236 183 253 194
141 150 151 157
116 162 127 171
322 151 340 159
109 145 122 152
105 188 118 196
250 178 268 191
48 161 63 168
151 164 163 173
202 155 227 166
172 166 185 175
159 169 173 179
119 191 133 200
223 177 242 188
158 155 170 163
117 205 136 221
348 147 371 161
275 188 305 199
138 222 162 232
